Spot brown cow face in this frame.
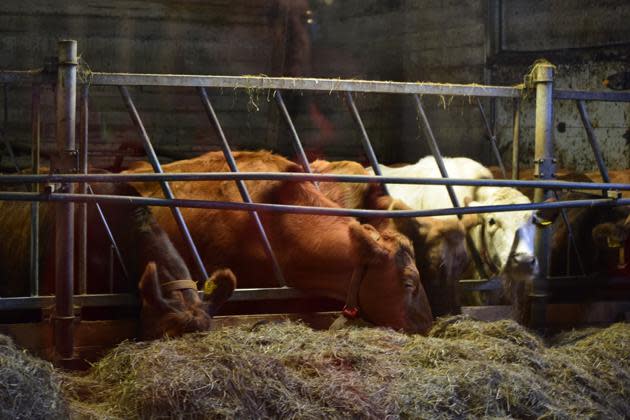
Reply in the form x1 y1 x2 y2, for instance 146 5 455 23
139 262 236 339
350 223 433 335
591 213 630 270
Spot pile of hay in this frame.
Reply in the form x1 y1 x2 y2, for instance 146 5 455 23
0 335 68 419
59 316 630 419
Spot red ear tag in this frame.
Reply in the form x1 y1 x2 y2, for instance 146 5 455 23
342 305 359 319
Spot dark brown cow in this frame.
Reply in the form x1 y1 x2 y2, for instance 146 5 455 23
0 181 236 340
310 159 480 317
125 150 433 334
550 192 630 278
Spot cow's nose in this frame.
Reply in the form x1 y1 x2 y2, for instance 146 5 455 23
511 252 536 267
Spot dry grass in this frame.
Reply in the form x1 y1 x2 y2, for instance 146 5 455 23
2 316 629 419
0 335 68 419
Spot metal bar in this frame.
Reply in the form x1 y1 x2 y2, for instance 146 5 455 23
199 87 286 287
1 172 629 192
576 100 611 184
532 61 555 330
477 97 506 178
118 85 209 282
274 91 313 176
414 94 489 279
554 89 630 102
87 184 130 282
344 91 388 194
86 72 522 98
54 40 77 360
108 245 115 293
511 97 521 180
0 287 319 310
78 85 89 294
1 191 628 219
29 84 41 296
553 191 586 276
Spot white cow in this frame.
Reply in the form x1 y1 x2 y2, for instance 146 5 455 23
370 156 542 322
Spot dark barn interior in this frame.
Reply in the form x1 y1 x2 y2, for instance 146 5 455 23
0 1 629 418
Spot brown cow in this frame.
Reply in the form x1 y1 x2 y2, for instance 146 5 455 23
310 159 480 317
0 181 236 340
125 150 433 334
550 192 630 278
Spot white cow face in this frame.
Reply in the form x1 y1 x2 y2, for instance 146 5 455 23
467 188 539 280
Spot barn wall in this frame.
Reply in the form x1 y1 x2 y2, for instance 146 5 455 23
399 0 490 164
492 0 630 172
1 1 627 172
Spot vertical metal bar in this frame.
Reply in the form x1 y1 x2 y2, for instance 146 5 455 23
118 85 209 282
199 87 286 287
108 245 115 293
29 84 41 296
274 91 314 176
531 61 555 330
87 184 130 282
576 100 610 184
54 40 77 360
414 94 489 279
477 97 506 178
344 92 388 194
78 85 89 294
511 97 521 180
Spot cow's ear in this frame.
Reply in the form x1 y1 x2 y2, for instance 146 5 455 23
461 213 482 231
533 197 560 227
349 222 389 262
592 223 623 249
203 268 237 316
139 262 170 312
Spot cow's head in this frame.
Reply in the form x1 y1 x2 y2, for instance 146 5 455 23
348 222 433 334
465 188 545 281
591 212 630 271
139 262 236 339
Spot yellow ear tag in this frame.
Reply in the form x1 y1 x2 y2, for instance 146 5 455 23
539 220 553 227
607 237 622 248
203 279 217 295
618 246 626 269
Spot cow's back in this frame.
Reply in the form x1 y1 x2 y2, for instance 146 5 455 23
374 156 493 216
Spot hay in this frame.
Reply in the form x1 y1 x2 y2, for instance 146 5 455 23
58 317 630 420
0 335 68 419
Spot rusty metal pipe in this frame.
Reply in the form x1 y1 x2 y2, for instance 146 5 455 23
78 85 89 294
30 84 41 296
54 40 77 360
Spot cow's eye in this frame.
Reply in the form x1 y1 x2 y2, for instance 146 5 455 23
488 218 496 226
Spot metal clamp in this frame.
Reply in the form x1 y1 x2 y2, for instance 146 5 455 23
533 157 556 179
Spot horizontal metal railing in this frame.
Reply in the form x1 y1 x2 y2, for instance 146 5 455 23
0 190 628 219
0 172 628 192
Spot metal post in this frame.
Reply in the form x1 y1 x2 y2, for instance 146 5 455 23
78 85 89 294
576 100 610 184
29 84 41 296
54 40 77 360
344 92 388 194
511 98 521 180
414 94 489 279
199 87 286 287
274 91 314 176
118 85 209 282
477 97 506 178
531 61 555 330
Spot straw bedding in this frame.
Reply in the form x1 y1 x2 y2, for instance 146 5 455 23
2 316 629 419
